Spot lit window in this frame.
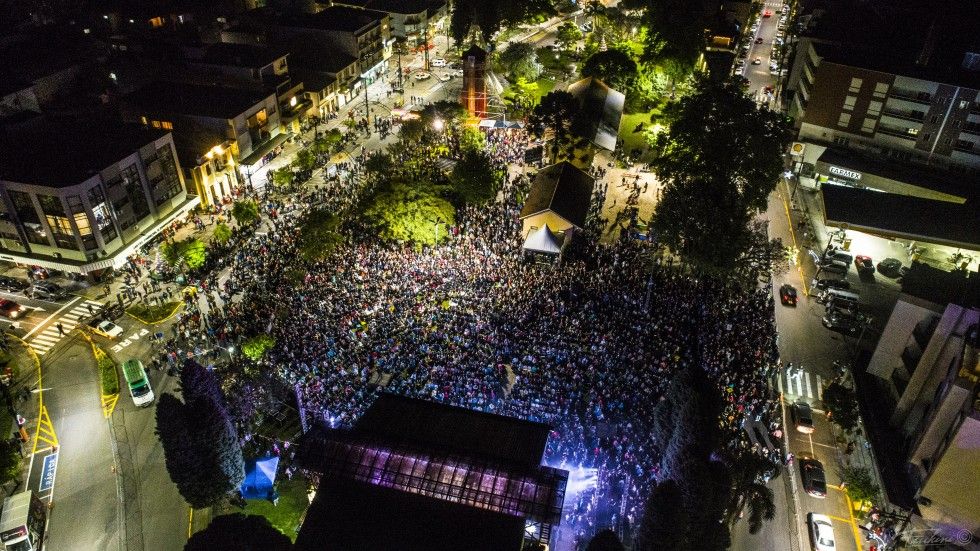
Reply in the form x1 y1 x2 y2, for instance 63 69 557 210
907 127 919 136
843 96 857 110
861 118 876 133
151 120 161 128
161 121 173 130
874 82 889 98
838 113 851 127
867 101 882 117
848 77 862 93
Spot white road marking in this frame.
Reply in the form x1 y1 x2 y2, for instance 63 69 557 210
23 297 81 339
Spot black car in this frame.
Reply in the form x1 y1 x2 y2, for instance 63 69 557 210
813 278 850 291
0 276 29 293
799 458 827 498
822 310 864 335
779 284 798 306
27 282 68 301
877 257 903 278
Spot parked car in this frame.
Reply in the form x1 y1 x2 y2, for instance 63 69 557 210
813 278 851 291
818 261 848 275
799 458 827 498
779 284 798 306
763 9 772 17
0 276 29 293
413 71 431 81
752 57 762 65
430 58 447 67
877 257 903 277
792 401 815 433
0 299 24 319
88 319 124 339
854 255 875 274
822 309 864 335
808 513 836 551
823 249 853 264
26 282 68 301
755 37 764 44
438 73 451 82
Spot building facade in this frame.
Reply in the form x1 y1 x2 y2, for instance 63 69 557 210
0 121 197 274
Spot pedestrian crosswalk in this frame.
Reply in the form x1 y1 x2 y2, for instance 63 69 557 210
777 367 824 400
28 299 105 355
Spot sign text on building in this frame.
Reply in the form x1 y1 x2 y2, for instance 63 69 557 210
829 166 862 180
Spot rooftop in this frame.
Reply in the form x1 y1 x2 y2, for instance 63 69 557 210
0 117 166 187
815 148 975 202
820 184 980 249
567 77 625 151
520 161 595 230
288 36 360 74
294 476 526 551
125 81 272 120
280 6 385 34
354 393 552 467
193 43 288 69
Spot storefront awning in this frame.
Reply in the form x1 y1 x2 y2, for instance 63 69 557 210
240 133 290 168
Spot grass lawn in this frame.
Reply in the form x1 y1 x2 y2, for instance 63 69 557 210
126 301 182 324
618 111 665 159
242 477 309 542
531 78 556 104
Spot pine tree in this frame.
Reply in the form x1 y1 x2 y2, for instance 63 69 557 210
636 479 685 551
156 394 213 508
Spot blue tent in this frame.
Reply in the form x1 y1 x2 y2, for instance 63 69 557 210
240 455 279 500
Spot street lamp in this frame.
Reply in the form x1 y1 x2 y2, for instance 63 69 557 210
432 118 444 132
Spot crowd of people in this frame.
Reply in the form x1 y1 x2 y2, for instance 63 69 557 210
134 109 783 547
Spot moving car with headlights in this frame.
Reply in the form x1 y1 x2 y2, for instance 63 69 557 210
792 401 815 433
0 299 24 319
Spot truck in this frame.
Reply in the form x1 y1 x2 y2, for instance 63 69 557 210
122 359 155 407
0 491 46 551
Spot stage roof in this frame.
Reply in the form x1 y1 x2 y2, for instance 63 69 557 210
294 477 526 551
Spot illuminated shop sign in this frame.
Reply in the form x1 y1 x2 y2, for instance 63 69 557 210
829 166 862 180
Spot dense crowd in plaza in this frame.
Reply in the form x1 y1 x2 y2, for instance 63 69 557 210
143 123 782 545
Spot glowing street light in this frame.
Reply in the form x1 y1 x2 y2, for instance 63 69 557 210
432 118 444 132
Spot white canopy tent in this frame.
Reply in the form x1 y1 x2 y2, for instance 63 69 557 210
522 225 563 255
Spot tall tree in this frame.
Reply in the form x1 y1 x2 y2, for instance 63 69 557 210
823 382 861 432
185 513 292 551
586 529 625 551
640 0 711 70
528 91 581 163
581 48 639 93
232 199 260 226
651 79 791 273
449 149 503 205
362 181 456 246
636 479 685 550
158 362 245 509
156 393 212 508
495 42 541 82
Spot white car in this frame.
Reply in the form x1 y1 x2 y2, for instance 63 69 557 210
438 73 451 82
808 513 836 551
97 320 124 338
430 58 447 67
413 71 431 81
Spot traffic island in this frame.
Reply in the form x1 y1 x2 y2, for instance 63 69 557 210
81 333 120 417
126 301 184 325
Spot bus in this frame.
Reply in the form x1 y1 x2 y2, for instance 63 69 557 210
122 359 154 407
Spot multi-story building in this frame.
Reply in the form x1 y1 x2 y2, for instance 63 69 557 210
269 6 392 82
0 117 197 275
869 299 980 543
791 46 980 173
332 0 447 44
185 42 308 134
288 38 361 115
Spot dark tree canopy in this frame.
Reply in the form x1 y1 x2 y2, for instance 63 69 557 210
450 0 555 44
157 361 245 508
823 382 861 432
450 149 503 205
581 48 639 93
496 42 541 82
586 528 626 551
640 0 712 68
636 479 685 550
185 513 292 551
651 79 791 273
528 91 584 163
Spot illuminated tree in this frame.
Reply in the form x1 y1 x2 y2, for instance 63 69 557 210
362 181 455 247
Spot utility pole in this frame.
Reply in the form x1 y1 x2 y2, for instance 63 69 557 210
363 73 370 135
